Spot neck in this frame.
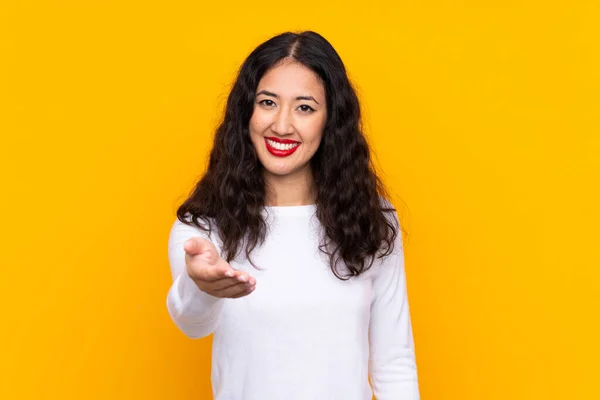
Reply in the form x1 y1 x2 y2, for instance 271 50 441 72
263 168 317 207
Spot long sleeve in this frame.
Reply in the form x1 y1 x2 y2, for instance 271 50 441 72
166 218 225 339
369 215 420 399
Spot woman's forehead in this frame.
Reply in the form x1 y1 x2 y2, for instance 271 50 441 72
256 61 325 100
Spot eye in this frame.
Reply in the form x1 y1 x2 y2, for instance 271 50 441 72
298 104 315 113
258 99 276 107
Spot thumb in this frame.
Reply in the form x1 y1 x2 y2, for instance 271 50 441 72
183 237 220 264
183 237 206 256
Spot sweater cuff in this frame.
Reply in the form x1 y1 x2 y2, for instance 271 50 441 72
168 270 223 320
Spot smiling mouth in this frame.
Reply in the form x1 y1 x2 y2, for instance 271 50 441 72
264 138 301 157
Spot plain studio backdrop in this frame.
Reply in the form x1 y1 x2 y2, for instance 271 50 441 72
1 1 598 399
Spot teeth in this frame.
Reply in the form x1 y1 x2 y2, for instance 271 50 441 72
266 139 299 151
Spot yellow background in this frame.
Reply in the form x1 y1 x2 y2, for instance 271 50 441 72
1 1 599 399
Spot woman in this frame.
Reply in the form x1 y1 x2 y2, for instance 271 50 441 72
166 31 420 399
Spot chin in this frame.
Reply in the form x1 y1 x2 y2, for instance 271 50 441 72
264 167 294 177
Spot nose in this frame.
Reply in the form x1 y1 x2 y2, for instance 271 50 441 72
271 108 294 135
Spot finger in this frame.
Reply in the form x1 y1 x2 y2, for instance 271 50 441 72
230 285 256 299
194 264 233 282
231 271 255 285
210 276 252 291
213 282 255 298
213 269 255 284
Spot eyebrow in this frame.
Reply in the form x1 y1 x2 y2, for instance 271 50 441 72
256 90 320 104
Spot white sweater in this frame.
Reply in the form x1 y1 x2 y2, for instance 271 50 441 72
166 204 420 400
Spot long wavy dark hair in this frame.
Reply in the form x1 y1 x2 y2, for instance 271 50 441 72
177 30 400 279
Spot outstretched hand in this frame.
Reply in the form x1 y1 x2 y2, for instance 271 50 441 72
183 237 256 299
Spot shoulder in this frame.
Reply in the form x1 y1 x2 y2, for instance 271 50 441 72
168 213 218 246
378 195 393 208
373 195 404 269
378 195 401 231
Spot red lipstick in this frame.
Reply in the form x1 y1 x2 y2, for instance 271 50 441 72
264 137 300 157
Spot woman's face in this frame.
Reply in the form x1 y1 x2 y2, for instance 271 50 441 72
249 59 327 181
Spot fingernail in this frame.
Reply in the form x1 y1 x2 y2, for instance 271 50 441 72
225 270 234 277
238 275 247 282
